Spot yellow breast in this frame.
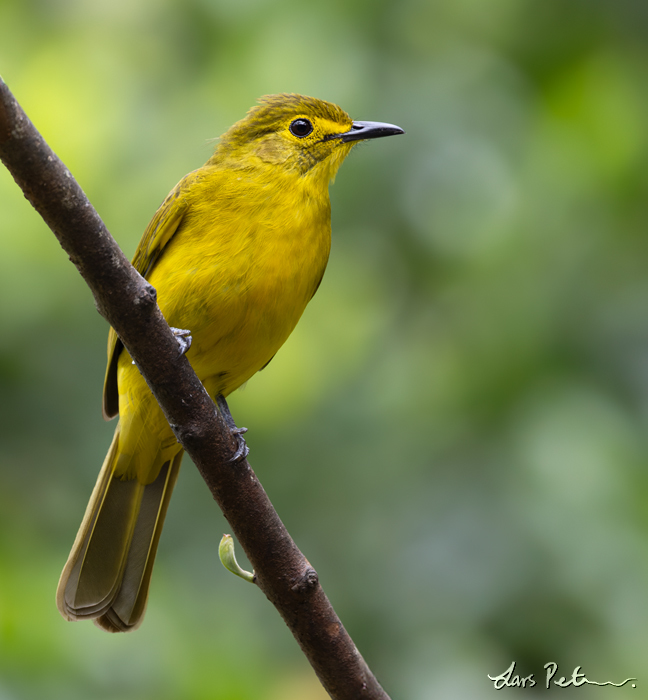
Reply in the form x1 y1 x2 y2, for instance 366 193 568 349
115 165 331 481
148 166 331 396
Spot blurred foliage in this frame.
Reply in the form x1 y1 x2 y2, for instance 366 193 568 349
3 0 648 697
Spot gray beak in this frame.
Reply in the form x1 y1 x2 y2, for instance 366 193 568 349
339 120 405 143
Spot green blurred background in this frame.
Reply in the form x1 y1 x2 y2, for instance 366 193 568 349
2 0 648 697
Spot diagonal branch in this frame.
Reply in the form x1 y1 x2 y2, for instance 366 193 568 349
0 77 391 700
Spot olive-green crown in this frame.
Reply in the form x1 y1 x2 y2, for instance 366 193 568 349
220 93 352 147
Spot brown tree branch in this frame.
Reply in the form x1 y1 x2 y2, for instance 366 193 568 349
0 77 391 700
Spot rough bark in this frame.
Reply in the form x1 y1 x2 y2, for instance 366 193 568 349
0 77 391 700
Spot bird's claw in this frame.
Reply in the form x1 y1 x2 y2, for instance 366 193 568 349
215 394 250 463
228 427 250 463
171 327 192 356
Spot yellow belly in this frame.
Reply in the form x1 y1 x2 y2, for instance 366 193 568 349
115 175 331 482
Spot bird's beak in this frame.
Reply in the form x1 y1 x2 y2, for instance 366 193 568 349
339 120 404 143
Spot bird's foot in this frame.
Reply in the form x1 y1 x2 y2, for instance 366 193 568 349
170 327 192 356
216 393 249 463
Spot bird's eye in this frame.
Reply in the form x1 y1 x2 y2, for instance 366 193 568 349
289 119 313 138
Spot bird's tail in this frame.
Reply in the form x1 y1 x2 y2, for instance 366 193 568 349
56 425 182 632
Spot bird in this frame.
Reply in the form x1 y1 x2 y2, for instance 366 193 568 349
56 93 404 632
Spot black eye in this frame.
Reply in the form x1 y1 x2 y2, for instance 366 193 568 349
289 118 313 138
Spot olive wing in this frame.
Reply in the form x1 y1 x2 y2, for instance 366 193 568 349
102 177 195 419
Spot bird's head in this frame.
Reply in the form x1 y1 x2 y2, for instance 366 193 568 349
212 94 403 183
